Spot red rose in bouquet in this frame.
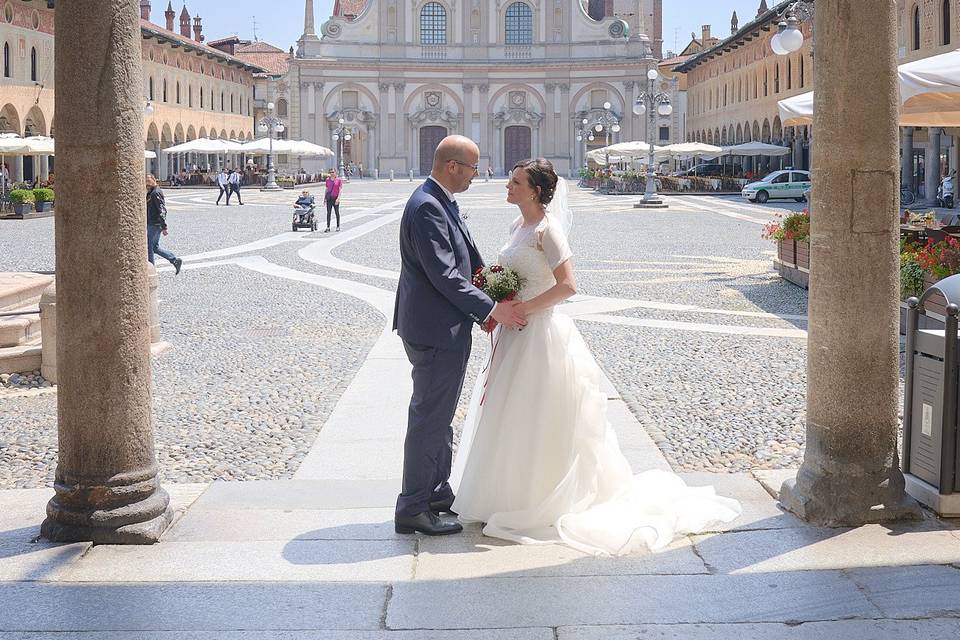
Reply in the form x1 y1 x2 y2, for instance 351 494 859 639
472 264 524 333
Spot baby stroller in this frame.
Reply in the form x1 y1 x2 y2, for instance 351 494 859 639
292 203 317 232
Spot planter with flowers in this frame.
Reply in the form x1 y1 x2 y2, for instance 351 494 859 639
763 210 810 288
898 237 960 331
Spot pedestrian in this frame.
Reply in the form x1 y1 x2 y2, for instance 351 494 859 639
228 169 244 205
486 165 493 180
324 168 343 233
145 174 182 275
358 161 364 179
216 168 230 205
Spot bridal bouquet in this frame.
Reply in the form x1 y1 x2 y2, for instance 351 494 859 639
472 264 524 333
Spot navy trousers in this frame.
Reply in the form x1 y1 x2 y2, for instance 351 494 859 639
397 335 472 517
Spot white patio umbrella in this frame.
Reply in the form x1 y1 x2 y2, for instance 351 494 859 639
899 48 960 126
778 91 815 127
779 49 960 128
721 142 792 156
287 140 335 158
240 137 304 155
655 142 724 158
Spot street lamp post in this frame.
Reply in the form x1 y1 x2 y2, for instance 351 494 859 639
575 103 620 172
258 101 285 191
770 1 814 57
633 68 673 208
332 117 352 180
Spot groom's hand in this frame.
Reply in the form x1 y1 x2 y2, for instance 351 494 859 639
491 300 527 330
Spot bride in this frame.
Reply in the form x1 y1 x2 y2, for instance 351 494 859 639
451 158 741 556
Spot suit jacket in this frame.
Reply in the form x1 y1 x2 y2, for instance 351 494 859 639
393 179 494 348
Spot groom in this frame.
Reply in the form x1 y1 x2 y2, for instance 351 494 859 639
393 135 527 535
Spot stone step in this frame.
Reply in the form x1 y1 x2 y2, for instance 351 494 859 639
0 272 52 313
0 340 41 375
0 307 41 348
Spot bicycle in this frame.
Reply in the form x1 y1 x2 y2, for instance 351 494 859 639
900 185 916 206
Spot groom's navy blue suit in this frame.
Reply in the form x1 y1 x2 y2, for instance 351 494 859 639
393 178 494 518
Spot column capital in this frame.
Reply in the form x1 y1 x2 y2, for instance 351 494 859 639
313 82 324 91
379 83 391 93
393 82 406 91
624 80 636 91
544 82 557 92
478 84 489 93
463 83 475 92
559 83 570 93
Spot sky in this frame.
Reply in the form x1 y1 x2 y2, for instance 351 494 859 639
158 1 767 56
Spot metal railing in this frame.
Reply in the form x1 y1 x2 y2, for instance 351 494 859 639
505 45 532 59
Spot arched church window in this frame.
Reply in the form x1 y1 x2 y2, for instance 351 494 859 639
912 5 921 51
420 2 447 45
505 2 533 45
277 98 288 117
942 0 951 46
3 42 10 78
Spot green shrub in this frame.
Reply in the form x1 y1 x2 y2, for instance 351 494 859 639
10 189 35 204
32 188 54 203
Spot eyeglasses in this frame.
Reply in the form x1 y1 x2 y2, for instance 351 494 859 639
451 160 479 173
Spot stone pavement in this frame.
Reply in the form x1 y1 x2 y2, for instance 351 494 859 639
1 186 960 636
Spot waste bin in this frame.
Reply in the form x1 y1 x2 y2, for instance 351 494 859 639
902 274 960 515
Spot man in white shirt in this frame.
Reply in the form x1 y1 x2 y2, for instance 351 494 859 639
228 169 243 205
216 169 230 206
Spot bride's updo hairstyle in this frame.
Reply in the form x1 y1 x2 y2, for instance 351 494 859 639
513 158 559 206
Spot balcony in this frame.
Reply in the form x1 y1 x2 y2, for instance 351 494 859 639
505 45 532 60
421 45 448 60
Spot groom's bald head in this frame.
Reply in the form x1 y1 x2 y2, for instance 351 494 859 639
433 135 479 170
431 135 480 194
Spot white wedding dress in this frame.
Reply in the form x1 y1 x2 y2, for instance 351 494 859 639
451 213 742 557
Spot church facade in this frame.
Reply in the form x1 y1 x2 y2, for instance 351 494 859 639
288 0 675 177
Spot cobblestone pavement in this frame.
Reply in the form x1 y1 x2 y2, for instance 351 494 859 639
0 180 814 487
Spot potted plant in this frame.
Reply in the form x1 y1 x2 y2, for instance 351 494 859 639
9 189 35 216
32 188 54 212
763 209 810 269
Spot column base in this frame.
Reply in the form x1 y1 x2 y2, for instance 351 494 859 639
41 473 173 544
779 472 922 527
634 199 669 209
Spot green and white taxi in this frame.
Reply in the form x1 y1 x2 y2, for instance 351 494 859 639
741 170 811 204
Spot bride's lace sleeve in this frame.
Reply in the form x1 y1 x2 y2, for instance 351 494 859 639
537 220 572 270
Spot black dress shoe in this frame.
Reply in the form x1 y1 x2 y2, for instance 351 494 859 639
430 496 458 516
173 258 183 275
395 511 462 535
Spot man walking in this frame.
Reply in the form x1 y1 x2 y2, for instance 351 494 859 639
146 174 182 274
228 169 243 205
216 168 230 205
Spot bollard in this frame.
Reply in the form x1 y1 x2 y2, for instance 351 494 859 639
374 168 379 180
409 169 414 181
389 169 394 181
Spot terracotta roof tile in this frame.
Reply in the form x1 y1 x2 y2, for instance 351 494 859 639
235 42 288 76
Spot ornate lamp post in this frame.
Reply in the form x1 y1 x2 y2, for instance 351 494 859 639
633 68 673 207
332 117 352 180
575 103 620 170
258 101 285 191
770 1 814 56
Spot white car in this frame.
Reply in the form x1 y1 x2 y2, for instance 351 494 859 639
741 170 811 204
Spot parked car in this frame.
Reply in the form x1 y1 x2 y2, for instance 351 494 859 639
741 170 811 203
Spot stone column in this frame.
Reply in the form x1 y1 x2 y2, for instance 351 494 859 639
463 83 476 141
313 82 324 148
14 155 23 182
378 83 389 168
623 81 636 142
41 0 172 544
898 128 911 189
779 0 920 526
925 128 941 204
543 83 556 158
559 83 571 172
479 84 490 169
392 83 405 158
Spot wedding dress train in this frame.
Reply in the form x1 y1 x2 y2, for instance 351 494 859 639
451 216 741 556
